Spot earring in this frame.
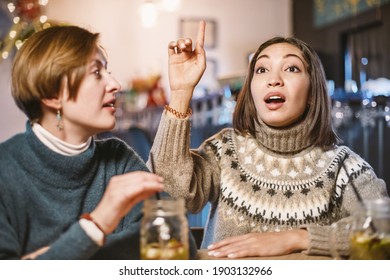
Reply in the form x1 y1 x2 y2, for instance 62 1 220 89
56 109 63 130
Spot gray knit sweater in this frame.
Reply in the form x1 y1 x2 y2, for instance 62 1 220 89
0 122 197 259
150 112 388 256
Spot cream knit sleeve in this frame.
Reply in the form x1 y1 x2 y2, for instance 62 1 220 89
148 112 221 213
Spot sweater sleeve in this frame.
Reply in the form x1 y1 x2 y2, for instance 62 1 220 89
0 198 20 259
304 150 388 256
0 206 100 260
36 222 100 260
149 111 221 213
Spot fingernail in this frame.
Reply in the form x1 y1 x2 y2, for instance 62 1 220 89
207 244 214 249
227 253 235 258
208 250 220 257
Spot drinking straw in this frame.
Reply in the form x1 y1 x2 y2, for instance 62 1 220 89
150 152 161 200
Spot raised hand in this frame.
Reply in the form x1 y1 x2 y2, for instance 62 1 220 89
167 20 206 113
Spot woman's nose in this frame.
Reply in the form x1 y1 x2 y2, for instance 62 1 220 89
267 72 283 87
106 75 121 93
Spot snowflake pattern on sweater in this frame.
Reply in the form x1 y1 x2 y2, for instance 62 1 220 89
205 129 371 239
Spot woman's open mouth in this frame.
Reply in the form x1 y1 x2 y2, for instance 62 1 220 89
264 93 286 110
103 98 116 108
103 103 115 108
265 96 286 104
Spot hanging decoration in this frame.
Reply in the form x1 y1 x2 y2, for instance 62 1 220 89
138 0 182 28
0 0 52 63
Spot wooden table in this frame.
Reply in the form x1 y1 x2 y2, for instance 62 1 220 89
197 249 332 260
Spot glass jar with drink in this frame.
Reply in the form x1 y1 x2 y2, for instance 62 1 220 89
330 198 390 260
349 198 390 259
140 197 189 260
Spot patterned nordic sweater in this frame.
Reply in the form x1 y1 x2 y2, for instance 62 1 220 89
150 112 388 256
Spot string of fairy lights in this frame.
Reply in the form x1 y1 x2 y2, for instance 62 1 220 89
0 0 52 62
0 0 183 63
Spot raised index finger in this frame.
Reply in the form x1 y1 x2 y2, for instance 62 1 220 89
196 20 206 48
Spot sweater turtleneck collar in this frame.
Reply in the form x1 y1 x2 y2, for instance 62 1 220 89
254 116 314 154
23 122 98 188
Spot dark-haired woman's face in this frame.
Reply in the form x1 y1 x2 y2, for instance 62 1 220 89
251 43 310 127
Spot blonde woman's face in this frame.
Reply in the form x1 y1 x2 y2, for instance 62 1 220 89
60 49 121 138
251 43 310 127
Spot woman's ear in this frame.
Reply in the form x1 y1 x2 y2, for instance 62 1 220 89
41 98 61 110
41 77 67 110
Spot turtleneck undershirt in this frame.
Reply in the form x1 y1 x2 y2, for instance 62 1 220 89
31 123 92 156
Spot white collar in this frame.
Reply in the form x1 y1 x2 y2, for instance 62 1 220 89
32 123 92 156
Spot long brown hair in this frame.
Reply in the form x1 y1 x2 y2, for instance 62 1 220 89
233 36 340 149
11 25 99 122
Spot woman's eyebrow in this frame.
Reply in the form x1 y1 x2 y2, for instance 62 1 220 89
284 53 305 64
256 54 269 61
90 58 107 69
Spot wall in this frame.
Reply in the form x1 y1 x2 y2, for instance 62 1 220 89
0 0 291 142
0 58 26 139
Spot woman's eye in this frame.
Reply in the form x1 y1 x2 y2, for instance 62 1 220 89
255 67 267 74
286 66 300 72
94 70 101 78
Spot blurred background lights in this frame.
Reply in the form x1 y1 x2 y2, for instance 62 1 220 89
139 0 182 28
139 2 158 28
160 0 181 12
1 0 51 63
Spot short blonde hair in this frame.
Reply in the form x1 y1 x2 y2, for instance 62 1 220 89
11 25 99 122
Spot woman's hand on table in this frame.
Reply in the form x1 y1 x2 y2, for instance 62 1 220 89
207 229 309 258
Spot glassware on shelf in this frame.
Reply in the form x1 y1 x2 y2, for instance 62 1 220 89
355 99 378 128
217 85 236 126
331 100 353 128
